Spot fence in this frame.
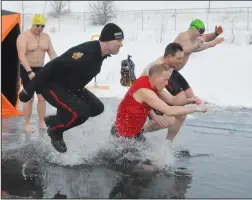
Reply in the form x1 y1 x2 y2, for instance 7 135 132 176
22 7 252 33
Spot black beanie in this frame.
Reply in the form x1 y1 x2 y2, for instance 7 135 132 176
99 23 124 42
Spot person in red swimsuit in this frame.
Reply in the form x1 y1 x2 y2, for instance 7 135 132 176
111 63 207 141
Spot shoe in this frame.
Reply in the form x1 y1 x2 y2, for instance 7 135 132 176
47 128 67 153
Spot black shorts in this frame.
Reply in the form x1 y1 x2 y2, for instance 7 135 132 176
165 70 190 96
20 65 43 94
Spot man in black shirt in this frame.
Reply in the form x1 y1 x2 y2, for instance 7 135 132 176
19 23 124 153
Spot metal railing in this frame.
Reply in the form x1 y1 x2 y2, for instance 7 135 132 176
22 7 252 32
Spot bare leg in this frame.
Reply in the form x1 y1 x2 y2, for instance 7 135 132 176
165 88 193 142
37 94 46 129
143 116 175 133
23 96 34 132
166 115 186 142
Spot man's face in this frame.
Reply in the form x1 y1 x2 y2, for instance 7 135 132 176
32 24 45 35
107 39 123 55
192 27 205 38
166 51 184 70
154 70 170 91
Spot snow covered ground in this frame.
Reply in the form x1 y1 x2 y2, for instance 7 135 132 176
37 29 252 108
3 1 252 108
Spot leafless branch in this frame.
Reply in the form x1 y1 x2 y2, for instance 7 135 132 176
89 1 117 25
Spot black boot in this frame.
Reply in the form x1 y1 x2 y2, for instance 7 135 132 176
47 128 67 153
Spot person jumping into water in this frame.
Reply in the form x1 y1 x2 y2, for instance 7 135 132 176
141 43 202 142
171 18 224 103
19 23 124 153
111 63 207 141
141 19 224 142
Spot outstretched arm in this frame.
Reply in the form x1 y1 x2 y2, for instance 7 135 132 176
203 32 218 42
203 25 223 42
193 41 213 52
139 89 207 116
194 37 224 52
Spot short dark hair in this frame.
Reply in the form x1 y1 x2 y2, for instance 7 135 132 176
164 42 183 57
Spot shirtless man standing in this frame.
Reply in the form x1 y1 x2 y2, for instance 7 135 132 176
17 14 57 132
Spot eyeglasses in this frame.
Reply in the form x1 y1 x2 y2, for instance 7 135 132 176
190 25 205 34
36 24 45 28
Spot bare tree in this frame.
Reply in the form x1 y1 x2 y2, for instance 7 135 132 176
48 1 69 31
89 1 117 25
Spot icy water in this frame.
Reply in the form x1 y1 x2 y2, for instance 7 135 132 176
1 97 252 199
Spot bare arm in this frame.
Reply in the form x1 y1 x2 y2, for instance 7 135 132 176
203 25 223 42
158 89 194 106
203 32 218 42
47 37 57 60
193 42 212 52
16 34 32 72
140 89 200 116
194 37 224 52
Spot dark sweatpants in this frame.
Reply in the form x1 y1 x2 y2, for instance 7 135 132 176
40 84 104 134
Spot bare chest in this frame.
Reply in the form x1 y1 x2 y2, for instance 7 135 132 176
27 34 49 52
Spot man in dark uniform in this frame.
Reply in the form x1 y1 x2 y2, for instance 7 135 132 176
19 23 124 153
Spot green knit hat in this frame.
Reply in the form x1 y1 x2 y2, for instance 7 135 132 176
190 19 205 30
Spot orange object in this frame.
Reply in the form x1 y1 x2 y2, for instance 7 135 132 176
90 34 100 41
1 10 23 118
85 85 110 90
